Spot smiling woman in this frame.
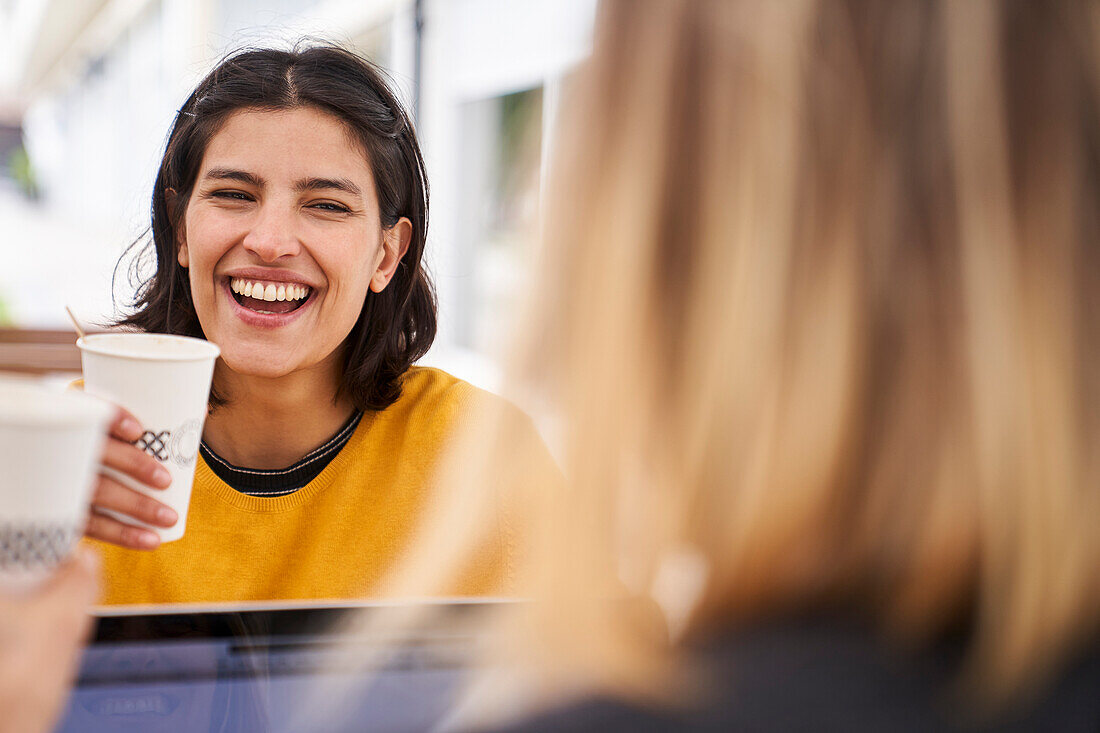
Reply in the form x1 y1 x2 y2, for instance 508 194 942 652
177 106 404 403
84 46 557 605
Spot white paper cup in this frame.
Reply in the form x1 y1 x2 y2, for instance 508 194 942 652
0 374 113 587
78 333 220 543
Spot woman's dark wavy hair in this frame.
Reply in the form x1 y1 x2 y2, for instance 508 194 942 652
115 44 436 411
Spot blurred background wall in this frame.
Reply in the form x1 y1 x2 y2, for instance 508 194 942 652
0 0 597 389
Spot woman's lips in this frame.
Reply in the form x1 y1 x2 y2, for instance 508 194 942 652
223 279 314 328
230 277 311 304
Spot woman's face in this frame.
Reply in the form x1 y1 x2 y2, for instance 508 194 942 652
178 106 410 381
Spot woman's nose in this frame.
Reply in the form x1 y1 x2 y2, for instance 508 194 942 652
241 204 301 261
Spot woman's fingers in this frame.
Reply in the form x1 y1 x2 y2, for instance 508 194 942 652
100 436 171 489
84 512 162 551
103 406 170 489
107 406 144 443
85 473 177 550
91 476 178 528
85 408 174 551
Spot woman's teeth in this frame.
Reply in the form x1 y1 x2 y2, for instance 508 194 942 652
230 279 311 302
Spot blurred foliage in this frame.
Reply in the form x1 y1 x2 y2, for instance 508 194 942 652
499 89 541 172
8 146 40 200
0 294 13 327
494 88 543 239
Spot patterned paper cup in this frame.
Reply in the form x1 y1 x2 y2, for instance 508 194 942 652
78 333 220 543
0 374 113 587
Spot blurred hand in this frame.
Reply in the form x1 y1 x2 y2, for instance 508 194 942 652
0 548 99 733
84 407 177 550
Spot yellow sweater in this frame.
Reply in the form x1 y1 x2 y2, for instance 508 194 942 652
94 367 546 605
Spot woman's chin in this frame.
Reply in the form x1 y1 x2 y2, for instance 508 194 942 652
217 351 300 381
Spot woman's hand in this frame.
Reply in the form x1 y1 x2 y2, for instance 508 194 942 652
84 407 177 550
0 548 98 733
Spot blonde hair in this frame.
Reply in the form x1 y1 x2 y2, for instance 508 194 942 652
373 0 1100 716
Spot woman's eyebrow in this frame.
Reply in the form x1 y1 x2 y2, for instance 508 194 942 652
203 168 264 187
295 177 362 198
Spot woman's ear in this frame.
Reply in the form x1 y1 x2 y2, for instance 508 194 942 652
167 188 189 268
370 218 413 293
177 236 190 268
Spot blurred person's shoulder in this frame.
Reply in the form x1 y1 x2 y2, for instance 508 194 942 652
489 621 1100 733
711 621 1100 732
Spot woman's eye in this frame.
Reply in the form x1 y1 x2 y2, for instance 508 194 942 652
211 190 253 202
310 202 351 213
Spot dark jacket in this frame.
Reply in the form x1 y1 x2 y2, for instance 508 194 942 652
494 621 1100 732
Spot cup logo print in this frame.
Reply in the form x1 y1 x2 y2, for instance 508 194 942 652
170 419 202 468
133 419 202 469
0 522 82 571
134 430 171 462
